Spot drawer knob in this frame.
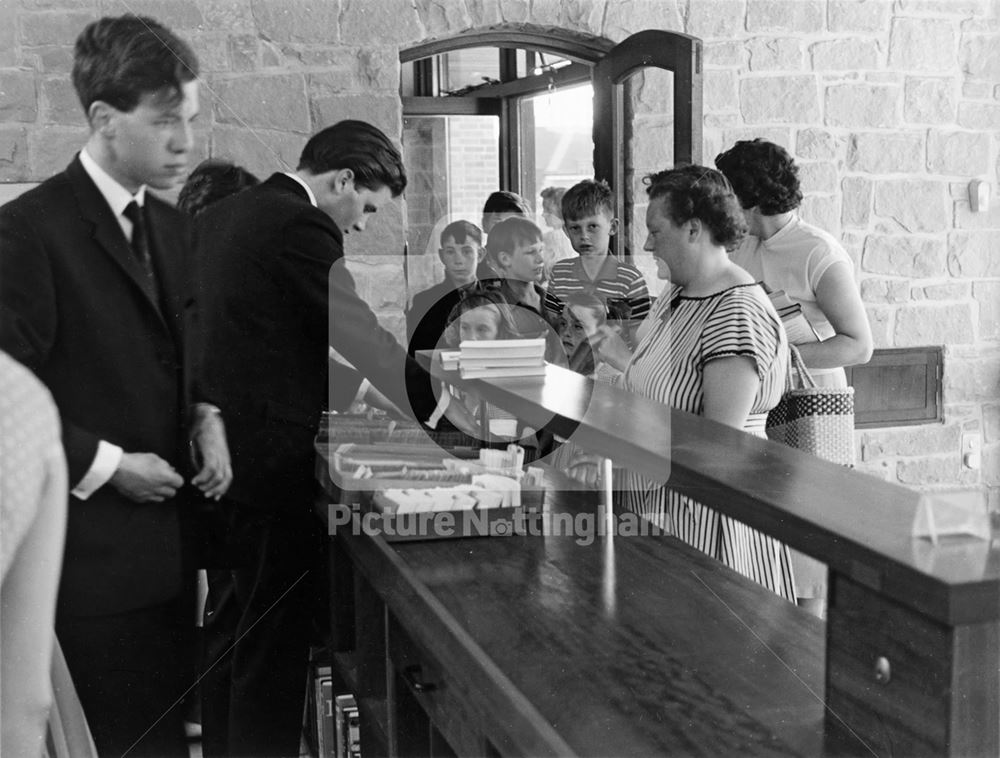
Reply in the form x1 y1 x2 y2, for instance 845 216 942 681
403 664 437 693
874 656 891 684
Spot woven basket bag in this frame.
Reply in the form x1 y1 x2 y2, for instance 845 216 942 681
766 346 856 466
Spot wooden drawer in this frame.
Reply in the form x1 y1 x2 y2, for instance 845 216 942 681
387 613 516 757
826 574 999 756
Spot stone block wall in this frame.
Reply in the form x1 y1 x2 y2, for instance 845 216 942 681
1 0 997 506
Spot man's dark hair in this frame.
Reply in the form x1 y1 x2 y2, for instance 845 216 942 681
644 165 747 249
561 179 615 222
177 159 259 216
72 14 199 115
486 216 543 263
298 120 407 197
482 190 530 216
714 138 802 214
440 220 482 247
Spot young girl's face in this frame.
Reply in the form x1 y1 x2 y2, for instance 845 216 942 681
560 304 602 352
459 305 502 342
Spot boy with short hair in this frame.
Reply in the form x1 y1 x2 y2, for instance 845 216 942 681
477 190 531 279
487 216 550 318
407 219 485 356
544 179 651 339
486 216 565 363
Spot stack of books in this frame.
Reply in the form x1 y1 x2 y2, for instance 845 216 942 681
456 338 547 379
768 289 820 344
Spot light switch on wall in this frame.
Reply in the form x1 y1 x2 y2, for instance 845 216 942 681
962 432 981 470
969 179 990 213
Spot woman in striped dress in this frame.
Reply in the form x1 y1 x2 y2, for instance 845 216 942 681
615 165 795 601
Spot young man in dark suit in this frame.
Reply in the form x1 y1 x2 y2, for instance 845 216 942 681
0 15 231 757
196 120 444 757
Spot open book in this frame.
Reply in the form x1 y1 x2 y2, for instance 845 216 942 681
767 290 820 344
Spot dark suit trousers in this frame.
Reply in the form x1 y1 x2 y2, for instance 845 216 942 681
201 504 328 758
57 595 193 758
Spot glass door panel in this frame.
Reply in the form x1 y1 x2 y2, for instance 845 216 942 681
516 83 595 220
625 67 675 297
593 30 703 298
402 114 499 295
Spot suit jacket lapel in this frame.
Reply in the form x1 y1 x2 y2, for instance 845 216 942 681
66 156 169 326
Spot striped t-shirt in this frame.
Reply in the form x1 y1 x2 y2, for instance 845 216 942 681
543 255 651 323
618 282 795 601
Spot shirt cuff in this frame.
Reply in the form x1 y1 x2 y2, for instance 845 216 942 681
193 402 223 418
70 440 123 500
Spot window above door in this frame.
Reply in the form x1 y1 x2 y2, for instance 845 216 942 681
399 28 703 296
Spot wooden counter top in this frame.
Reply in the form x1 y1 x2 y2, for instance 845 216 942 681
424 359 1000 627
318 358 998 756
323 477 860 757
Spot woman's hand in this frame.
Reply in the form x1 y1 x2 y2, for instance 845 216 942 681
592 325 632 370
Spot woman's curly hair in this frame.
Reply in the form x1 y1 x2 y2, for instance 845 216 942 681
714 138 802 214
644 165 748 249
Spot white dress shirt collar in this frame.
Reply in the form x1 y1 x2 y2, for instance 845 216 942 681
79 147 146 220
282 171 318 208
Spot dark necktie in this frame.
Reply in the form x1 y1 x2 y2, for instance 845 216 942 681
123 200 159 301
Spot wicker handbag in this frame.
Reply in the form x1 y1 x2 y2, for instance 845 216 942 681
766 346 856 466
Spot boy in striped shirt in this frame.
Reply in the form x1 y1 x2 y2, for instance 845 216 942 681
542 179 651 344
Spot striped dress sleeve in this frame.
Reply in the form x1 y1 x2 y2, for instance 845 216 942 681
699 289 781 381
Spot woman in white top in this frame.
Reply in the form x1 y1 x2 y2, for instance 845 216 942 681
715 139 873 388
716 140 873 612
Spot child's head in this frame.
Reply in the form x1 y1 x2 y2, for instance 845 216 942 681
438 220 483 287
486 217 545 284
540 186 567 230
444 290 518 346
560 179 618 258
481 190 531 233
177 159 259 216
559 293 607 353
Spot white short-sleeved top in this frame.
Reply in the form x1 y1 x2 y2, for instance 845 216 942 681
730 215 854 385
